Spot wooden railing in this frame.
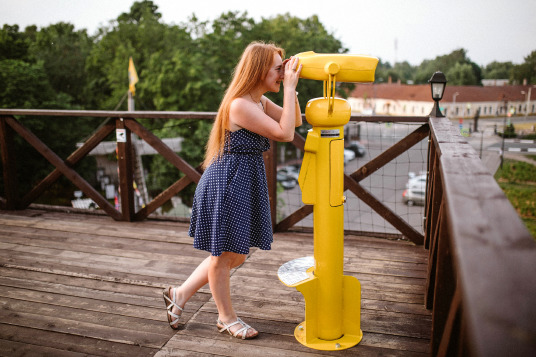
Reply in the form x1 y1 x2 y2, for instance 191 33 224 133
424 116 536 356
0 110 213 222
1 109 535 356
0 109 428 243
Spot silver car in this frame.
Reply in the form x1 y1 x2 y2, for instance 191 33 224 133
402 182 426 206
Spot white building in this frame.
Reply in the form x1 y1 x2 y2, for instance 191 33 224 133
348 83 536 119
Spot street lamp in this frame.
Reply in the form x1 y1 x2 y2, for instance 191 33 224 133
429 71 447 117
452 91 459 118
523 86 536 119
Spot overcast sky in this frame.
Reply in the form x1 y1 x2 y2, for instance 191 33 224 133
2 0 535 66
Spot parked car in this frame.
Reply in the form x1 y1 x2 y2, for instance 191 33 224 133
402 183 426 206
277 165 300 182
344 149 356 163
277 169 298 190
346 141 367 157
406 172 427 188
71 198 98 210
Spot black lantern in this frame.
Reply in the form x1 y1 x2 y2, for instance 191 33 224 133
428 71 447 117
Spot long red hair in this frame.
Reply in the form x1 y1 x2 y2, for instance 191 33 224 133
203 42 284 168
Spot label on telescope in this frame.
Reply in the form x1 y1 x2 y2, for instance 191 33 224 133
321 129 340 138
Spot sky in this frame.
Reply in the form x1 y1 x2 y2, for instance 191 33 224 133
1 0 535 67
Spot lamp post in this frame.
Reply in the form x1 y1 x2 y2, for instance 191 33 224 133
500 95 508 169
428 71 447 117
452 91 459 118
521 90 527 119
523 86 535 120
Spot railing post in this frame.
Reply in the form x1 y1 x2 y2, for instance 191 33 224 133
0 116 19 209
116 118 135 221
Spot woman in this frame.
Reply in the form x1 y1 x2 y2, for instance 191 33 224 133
163 42 302 339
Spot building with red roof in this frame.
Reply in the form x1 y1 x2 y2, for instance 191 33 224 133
348 83 536 118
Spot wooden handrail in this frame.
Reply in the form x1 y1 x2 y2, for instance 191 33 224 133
0 109 429 237
0 112 211 221
0 109 216 120
424 116 536 357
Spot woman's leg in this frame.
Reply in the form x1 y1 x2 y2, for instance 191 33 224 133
170 252 245 321
174 255 211 307
166 255 211 328
209 252 257 338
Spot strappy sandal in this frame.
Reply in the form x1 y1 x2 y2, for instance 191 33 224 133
217 317 258 340
163 286 183 329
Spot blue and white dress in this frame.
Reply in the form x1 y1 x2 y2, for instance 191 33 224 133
188 129 273 256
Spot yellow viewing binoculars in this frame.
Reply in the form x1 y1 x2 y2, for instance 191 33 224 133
295 51 378 83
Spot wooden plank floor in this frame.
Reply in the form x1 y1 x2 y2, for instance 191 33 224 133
0 209 431 356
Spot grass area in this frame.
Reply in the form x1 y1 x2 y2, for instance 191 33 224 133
494 159 536 239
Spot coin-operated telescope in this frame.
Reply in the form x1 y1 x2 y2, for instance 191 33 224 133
277 51 378 351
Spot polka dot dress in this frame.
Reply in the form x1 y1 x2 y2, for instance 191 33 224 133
188 129 273 256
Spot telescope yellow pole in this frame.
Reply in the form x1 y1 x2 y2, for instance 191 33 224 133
277 52 378 351
309 101 346 340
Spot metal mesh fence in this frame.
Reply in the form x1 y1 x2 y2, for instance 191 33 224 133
13 116 427 237
275 121 428 236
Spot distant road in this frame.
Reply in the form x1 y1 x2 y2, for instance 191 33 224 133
488 139 536 153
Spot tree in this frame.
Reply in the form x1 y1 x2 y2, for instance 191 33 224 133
29 22 93 105
413 48 480 85
253 13 346 105
0 59 55 108
117 0 161 23
0 59 99 200
0 2 350 206
373 59 393 83
483 61 514 79
511 51 536 85
0 24 30 60
85 0 188 110
447 62 478 85
393 61 415 84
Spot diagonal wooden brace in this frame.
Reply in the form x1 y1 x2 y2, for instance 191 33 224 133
5 116 121 220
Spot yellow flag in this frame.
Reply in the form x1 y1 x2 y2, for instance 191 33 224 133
128 57 139 95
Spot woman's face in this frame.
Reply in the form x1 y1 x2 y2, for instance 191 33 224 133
263 53 284 93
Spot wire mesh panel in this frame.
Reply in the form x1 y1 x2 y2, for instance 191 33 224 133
0 110 427 237
275 121 428 237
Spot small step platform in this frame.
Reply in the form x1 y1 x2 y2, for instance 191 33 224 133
277 256 315 287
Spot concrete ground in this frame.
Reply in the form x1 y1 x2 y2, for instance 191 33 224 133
463 120 536 174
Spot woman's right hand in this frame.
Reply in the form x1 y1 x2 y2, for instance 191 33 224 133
283 56 302 90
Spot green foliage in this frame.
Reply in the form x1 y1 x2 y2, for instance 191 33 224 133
0 24 30 60
483 61 514 79
29 23 92 104
254 13 345 106
446 62 478 85
372 59 392 83
1 0 535 206
494 159 536 238
498 123 517 138
413 49 481 85
498 182 536 218
495 160 536 183
85 0 186 110
511 50 536 85
0 59 55 108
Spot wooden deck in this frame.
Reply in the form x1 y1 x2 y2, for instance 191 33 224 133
0 209 431 356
